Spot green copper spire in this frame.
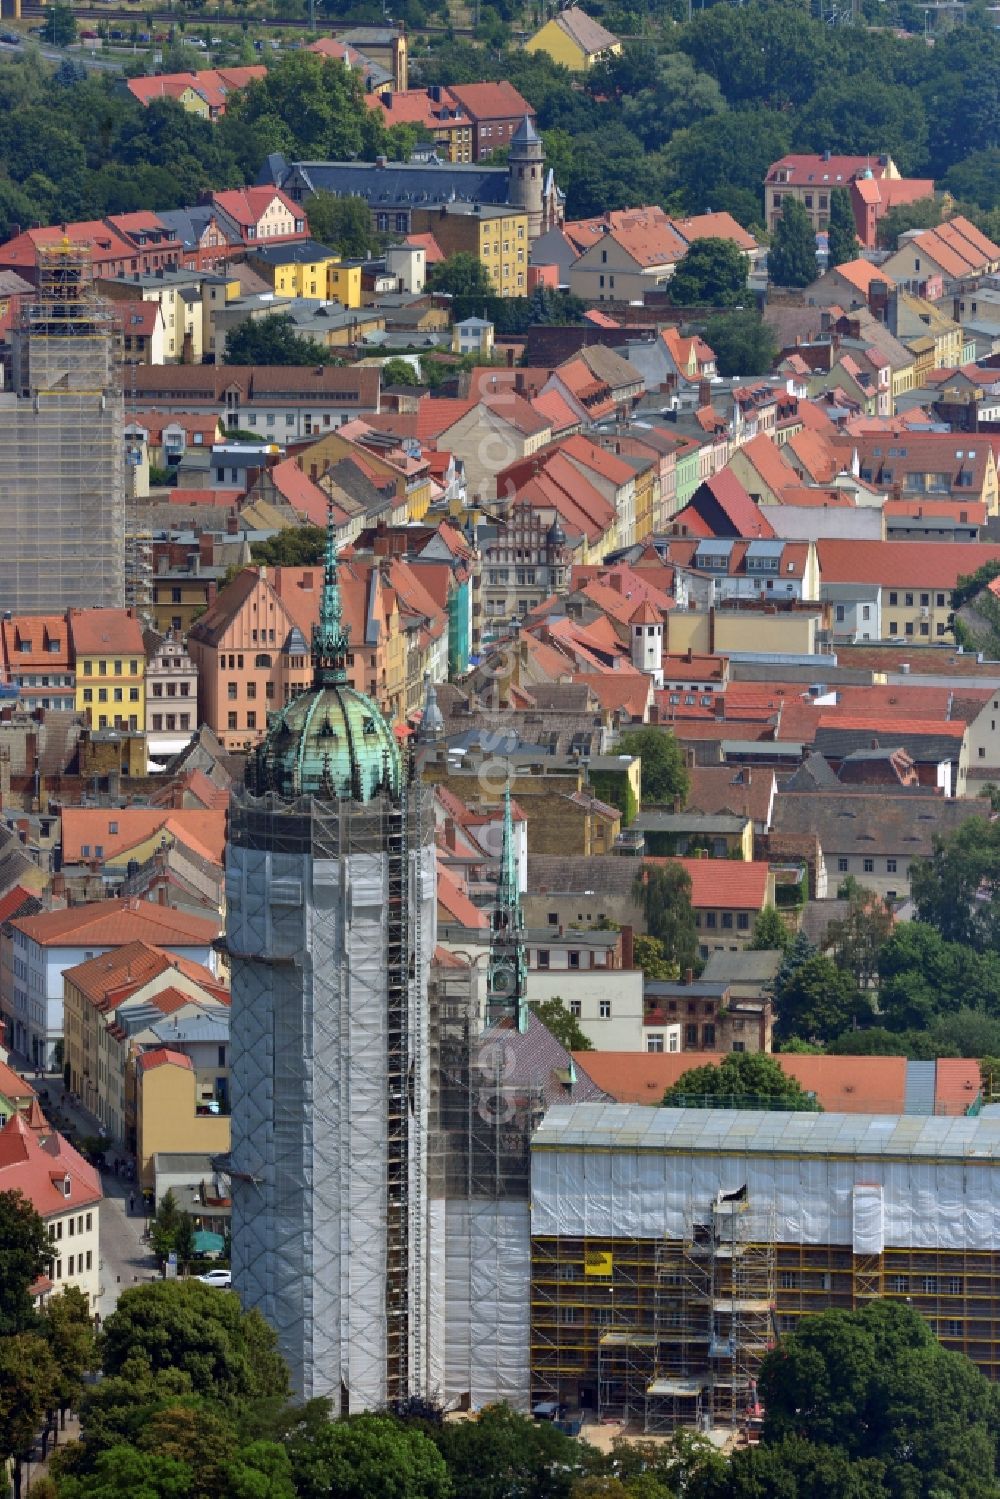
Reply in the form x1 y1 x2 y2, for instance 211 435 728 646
487 786 528 1032
312 498 350 686
249 497 402 804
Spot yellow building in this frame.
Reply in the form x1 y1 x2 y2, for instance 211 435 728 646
411 205 530 298
245 241 363 309
524 4 621 70
62 939 230 1148
68 608 146 732
132 1049 231 1190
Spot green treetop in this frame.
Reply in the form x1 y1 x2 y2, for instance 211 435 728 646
661 1051 822 1111
668 237 749 308
768 196 818 289
826 186 859 266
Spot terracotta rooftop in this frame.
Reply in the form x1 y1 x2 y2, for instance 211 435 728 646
0 1111 102 1218
66 608 144 657
576 1050 908 1112
12 899 220 948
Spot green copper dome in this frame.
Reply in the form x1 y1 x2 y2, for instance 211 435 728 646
250 505 402 803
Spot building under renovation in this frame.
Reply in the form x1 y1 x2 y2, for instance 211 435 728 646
0 241 125 612
226 511 607 1405
529 1104 1000 1429
227 510 437 1408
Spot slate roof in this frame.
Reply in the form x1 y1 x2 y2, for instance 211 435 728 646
771 790 979 859
285 159 512 208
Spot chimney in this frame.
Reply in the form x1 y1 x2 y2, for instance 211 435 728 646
698 379 711 408
683 967 693 985
620 923 634 970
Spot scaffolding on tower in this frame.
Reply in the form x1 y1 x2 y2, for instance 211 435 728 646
0 237 125 612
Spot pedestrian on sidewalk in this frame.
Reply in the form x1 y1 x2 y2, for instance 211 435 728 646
128 1193 134 1215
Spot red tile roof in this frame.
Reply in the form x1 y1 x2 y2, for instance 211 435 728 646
767 153 897 186
12 899 220 949
137 1047 193 1073
66 607 144 657
402 232 444 265
0 1112 102 1217
444 80 534 119
62 808 226 867
576 1050 908 1112
829 258 897 294
641 857 770 909
816 539 1000 589
0 1057 34 1105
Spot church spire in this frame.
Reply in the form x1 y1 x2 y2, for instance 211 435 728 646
487 786 528 1032
312 498 350 687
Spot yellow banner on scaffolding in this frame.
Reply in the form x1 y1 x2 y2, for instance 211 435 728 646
585 1249 613 1277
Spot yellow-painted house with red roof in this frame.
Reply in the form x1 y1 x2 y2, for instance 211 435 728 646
68 608 146 735
62 939 229 1146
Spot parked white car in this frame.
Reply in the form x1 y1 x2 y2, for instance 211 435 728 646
196 1268 232 1288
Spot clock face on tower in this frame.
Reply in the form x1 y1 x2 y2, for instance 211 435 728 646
490 960 518 1000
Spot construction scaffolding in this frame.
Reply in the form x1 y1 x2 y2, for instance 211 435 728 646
227 778 436 1409
0 239 125 612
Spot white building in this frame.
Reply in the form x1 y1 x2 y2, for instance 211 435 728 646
0 1107 102 1310
4 901 220 1070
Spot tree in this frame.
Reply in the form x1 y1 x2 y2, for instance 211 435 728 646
616 728 689 808
768 197 818 289
0 1334 59 1499
381 357 422 388
632 934 678 982
748 906 790 952
43 4 77 45
529 998 594 1053
661 1052 822 1111
776 928 815 995
875 921 1000 1032
758 1300 1000 1498
433 1404 592 1499
136 1401 237 1498
250 527 326 568
775 954 864 1044
667 238 748 308
150 1189 182 1263
56 1447 194 1499
224 1441 297 1499
0 1188 53 1335
172 1211 196 1272
632 864 699 976
876 194 945 249
224 314 335 367
826 886 893 992
698 1437 886 1499
703 310 778 378
305 191 380 259
290 1412 451 1499
826 187 859 267
41 1286 98 1426
100 1282 289 1403
909 815 1000 950
427 253 494 299
943 148 1000 210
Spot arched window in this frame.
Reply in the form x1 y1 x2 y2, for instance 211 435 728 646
255 653 272 668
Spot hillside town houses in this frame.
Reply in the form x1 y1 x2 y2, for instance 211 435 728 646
6 14 1000 1453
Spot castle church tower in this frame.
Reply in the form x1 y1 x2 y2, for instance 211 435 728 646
228 503 437 1408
